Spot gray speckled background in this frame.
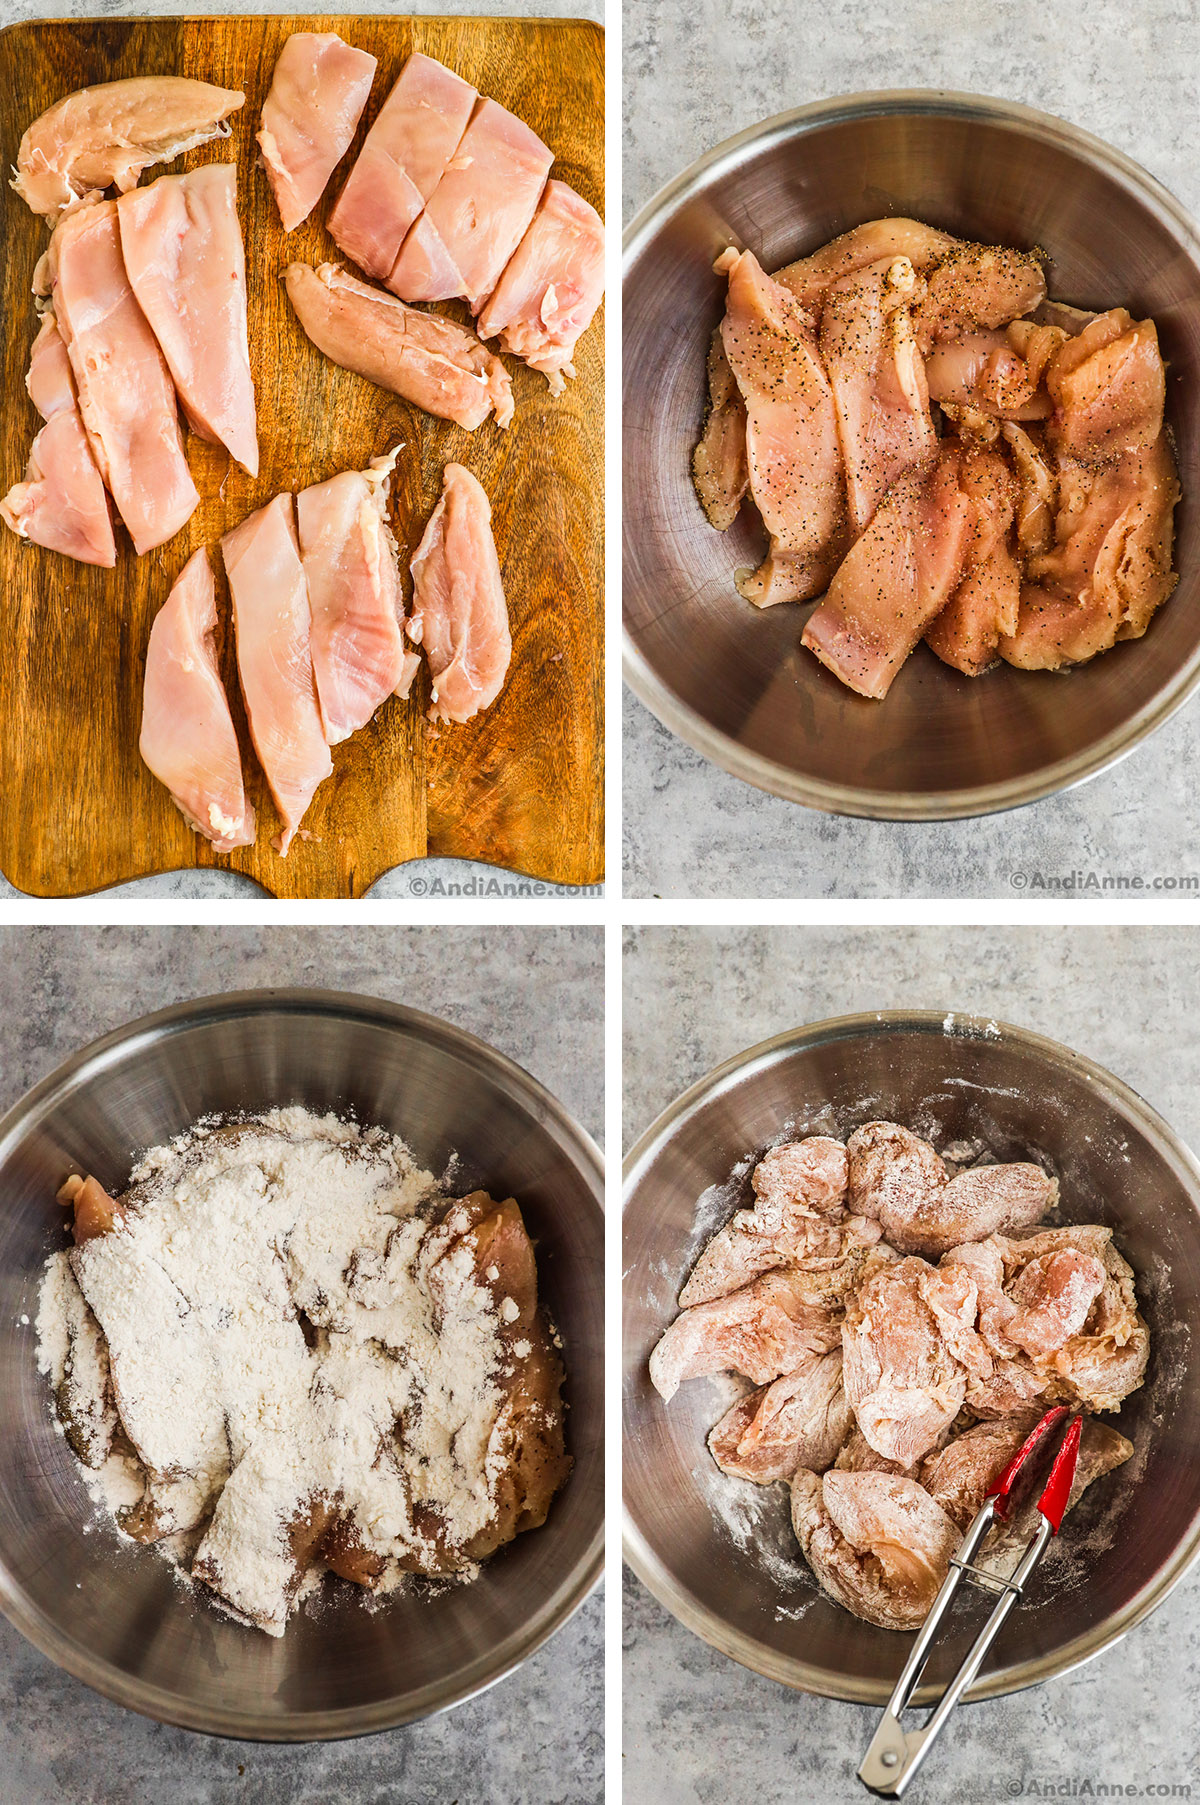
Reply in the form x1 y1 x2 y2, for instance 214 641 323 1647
0 0 602 902
623 923 1200 1803
622 0 1200 898
0 923 603 1805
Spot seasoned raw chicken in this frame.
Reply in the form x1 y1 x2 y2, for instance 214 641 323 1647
819 254 937 533
1002 421 1058 556
1 311 115 566
12 76 244 218
257 32 376 232
998 1227 1150 1412
296 447 419 744
774 219 961 312
708 1349 851 1482
913 244 1046 350
1045 310 1166 463
649 1271 842 1401
848 1121 1056 1257
407 463 511 724
925 448 1021 675
388 97 553 310
791 1467 959 1631
328 52 477 280
719 249 844 597
222 493 332 854
476 179 605 392
285 262 512 430
47 200 198 554
840 1256 984 1464
802 447 973 699
692 327 749 531
139 547 256 851
925 321 1065 422
918 1412 1038 1527
117 165 259 476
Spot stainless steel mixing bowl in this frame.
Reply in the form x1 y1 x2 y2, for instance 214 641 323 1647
623 1011 1200 1702
0 989 603 1740
623 91 1200 818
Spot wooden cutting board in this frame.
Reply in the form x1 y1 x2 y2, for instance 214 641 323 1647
0 14 604 897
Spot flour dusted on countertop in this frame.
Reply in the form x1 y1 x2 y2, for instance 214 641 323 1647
36 1107 570 1636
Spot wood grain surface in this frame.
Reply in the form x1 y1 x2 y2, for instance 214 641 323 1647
0 14 604 897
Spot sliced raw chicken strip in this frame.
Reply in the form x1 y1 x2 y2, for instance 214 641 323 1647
475 178 605 392
692 327 749 531
841 1256 983 1464
117 165 259 476
296 447 420 744
407 463 511 724
736 540 844 609
774 218 961 313
221 493 332 854
708 1349 852 1483
819 254 937 533
802 448 974 700
913 243 1046 350
924 447 1021 676
648 1271 842 1401
139 546 256 851
12 76 244 218
285 261 512 430
47 200 199 554
1002 421 1058 556
1005 1249 1106 1358
925 321 1065 421
257 32 376 232
387 97 553 310
1 312 116 566
791 1467 959 1631
998 1227 1150 1412
328 51 477 280
847 1120 1056 1257
1045 310 1166 463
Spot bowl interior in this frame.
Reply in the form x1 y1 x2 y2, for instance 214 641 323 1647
623 96 1200 816
623 1016 1200 1702
0 992 603 1739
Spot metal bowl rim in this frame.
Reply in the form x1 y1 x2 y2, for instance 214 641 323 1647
622 87 1200 820
0 986 604 1742
622 1006 1200 1702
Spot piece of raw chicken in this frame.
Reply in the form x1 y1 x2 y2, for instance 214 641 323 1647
12 76 244 218
387 97 553 310
221 493 332 854
774 219 962 313
801 446 974 699
407 463 511 725
847 1120 1056 1257
0 310 115 566
475 179 605 393
791 1467 960 1631
924 321 1066 422
692 328 749 531
707 1349 852 1482
117 165 259 476
718 248 845 605
649 1271 842 1401
296 447 420 744
285 262 513 430
328 52 477 280
257 32 376 232
924 447 1021 676
46 200 199 554
139 546 256 851
1045 310 1166 463
913 244 1046 351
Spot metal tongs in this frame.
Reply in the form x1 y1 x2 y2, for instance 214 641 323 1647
858 1405 1083 1798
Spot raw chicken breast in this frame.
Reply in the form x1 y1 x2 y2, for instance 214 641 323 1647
285 261 512 430
48 200 199 554
736 541 844 609
841 1256 980 1464
328 52 477 279
719 249 844 598
802 448 973 699
692 327 749 531
13 76 244 217
708 1349 852 1482
918 1412 1039 1528
139 547 256 851
1002 421 1059 556
914 244 1046 350
1045 310 1166 463
296 447 419 744
387 98 553 309
649 1271 842 1401
117 165 259 476
997 1228 1149 1412
221 493 332 854
257 32 377 232
791 1467 959 1630
475 179 605 392
407 463 511 724
1 312 115 566
847 1120 1056 1257
925 448 1021 676
925 321 1065 421
774 218 961 312
819 254 937 534
1005 1248 1106 1358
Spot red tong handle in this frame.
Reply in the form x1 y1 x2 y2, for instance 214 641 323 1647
985 1404 1083 1526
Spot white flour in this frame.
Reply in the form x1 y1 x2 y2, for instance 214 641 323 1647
35 1108 525 1636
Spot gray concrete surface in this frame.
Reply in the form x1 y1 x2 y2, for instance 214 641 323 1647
0 923 603 1805
623 923 1200 1803
622 0 1200 897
